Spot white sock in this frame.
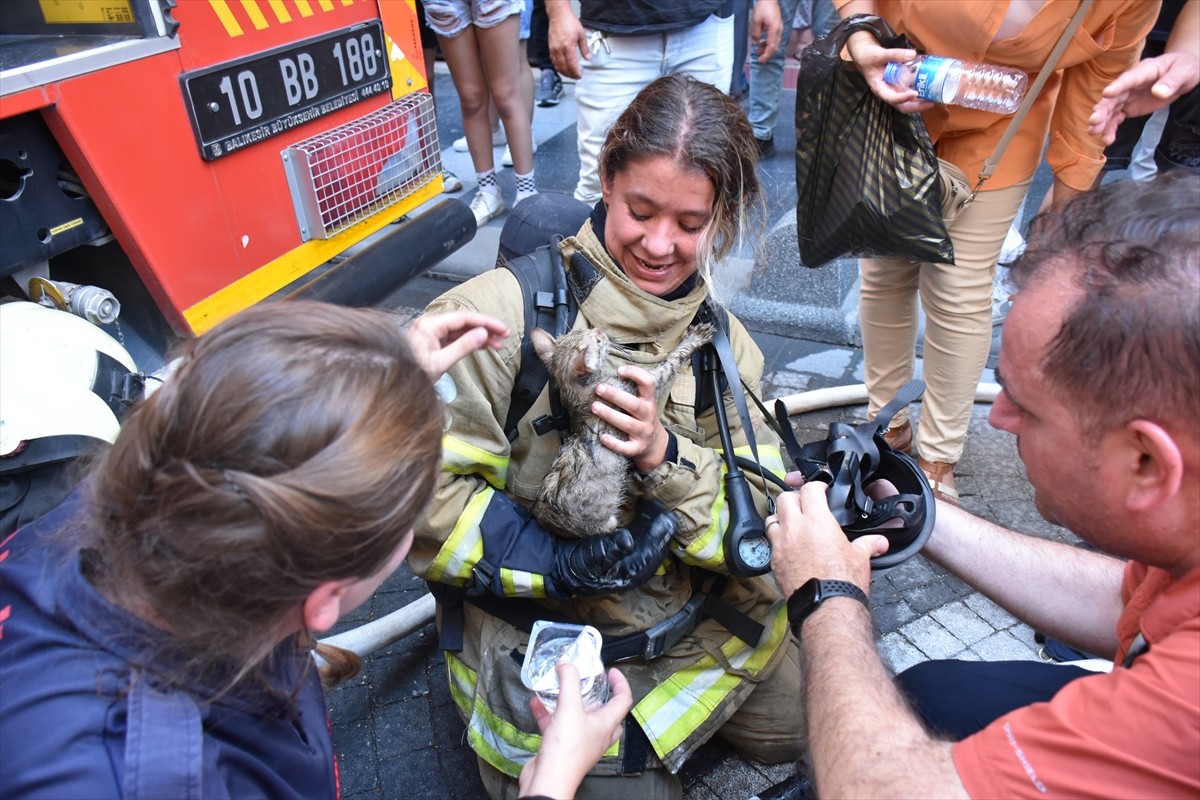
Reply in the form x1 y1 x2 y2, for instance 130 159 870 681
515 169 537 204
477 169 500 196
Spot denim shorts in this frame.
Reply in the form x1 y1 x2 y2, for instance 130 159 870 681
423 0 524 38
519 0 531 40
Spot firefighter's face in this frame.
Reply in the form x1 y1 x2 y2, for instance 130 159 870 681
601 155 714 298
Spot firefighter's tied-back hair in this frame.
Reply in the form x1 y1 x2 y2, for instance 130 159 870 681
82 300 444 693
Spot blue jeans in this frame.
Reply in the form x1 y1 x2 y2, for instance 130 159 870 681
747 0 801 141
519 0 531 39
812 0 840 37
748 0 840 141
573 14 734 203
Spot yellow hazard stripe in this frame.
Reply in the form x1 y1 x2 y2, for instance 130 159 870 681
426 488 488 585
675 488 726 569
209 0 363 37
441 435 508 489
466 694 539 777
446 652 476 718
266 0 292 23
445 653 619 779
239 0 269 29
499 568 547 599
633 601 789 761
209 0 244 36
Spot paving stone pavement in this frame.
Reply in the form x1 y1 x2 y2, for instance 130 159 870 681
322 60 1082 800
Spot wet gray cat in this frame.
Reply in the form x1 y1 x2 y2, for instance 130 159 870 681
529 323 714 538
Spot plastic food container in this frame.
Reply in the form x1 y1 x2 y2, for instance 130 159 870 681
520 621 608 712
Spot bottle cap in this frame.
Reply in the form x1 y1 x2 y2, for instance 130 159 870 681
883 62 900 86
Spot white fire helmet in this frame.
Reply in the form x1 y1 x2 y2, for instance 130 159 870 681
0 301 139 459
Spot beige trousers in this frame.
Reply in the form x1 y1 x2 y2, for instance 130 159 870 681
479 636 804 800
859 178 1032 464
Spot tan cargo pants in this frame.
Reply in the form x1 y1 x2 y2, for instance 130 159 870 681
859 178 1032 464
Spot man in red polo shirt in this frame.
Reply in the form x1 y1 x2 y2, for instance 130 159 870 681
768 172 1200 798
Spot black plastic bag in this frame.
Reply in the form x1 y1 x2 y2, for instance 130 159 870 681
794 15 953 268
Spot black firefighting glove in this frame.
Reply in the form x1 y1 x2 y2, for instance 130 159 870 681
552 498 679 596
473 493 678 599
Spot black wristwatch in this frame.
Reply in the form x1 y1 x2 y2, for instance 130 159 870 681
787 578 869 634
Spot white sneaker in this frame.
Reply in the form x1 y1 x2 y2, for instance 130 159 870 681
441 170 463 193
469 191 507 227
500 139 537 167
992 276 1013 326
998 224 1026 265
452 128 507 152
515 189 540 206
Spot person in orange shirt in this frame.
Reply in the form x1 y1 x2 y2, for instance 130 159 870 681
833 0 1158 502
768 172 1199 798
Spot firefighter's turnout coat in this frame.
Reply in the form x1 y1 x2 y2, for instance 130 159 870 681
410 219 792 777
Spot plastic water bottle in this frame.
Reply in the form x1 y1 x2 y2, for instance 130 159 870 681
884 56 1028 114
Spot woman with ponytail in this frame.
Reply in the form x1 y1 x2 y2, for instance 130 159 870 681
0 302 527 797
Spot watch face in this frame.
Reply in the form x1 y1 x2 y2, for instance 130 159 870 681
737 534 772 571
787 577 822 628
796 577 819 607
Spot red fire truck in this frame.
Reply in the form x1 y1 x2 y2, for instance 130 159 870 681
0 0 471 367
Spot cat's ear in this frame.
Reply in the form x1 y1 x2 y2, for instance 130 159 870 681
531 327 556 364
570 348 593 379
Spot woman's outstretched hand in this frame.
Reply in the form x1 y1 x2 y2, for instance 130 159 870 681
1089 52 1200 143
407 311 508 381
519 664 633 800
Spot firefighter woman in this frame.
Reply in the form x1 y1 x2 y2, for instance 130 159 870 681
413 74 804 799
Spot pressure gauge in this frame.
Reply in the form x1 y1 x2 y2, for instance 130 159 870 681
736 534 772 575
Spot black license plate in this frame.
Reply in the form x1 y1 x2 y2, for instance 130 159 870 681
182 21 391 161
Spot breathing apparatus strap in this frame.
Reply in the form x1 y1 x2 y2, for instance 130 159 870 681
502 239 578 442
773 379 926 480
92 351 145 420
620 717 652 774
698 302 775 513
873 379 926 434
426 581 466 653
772 380 928 528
